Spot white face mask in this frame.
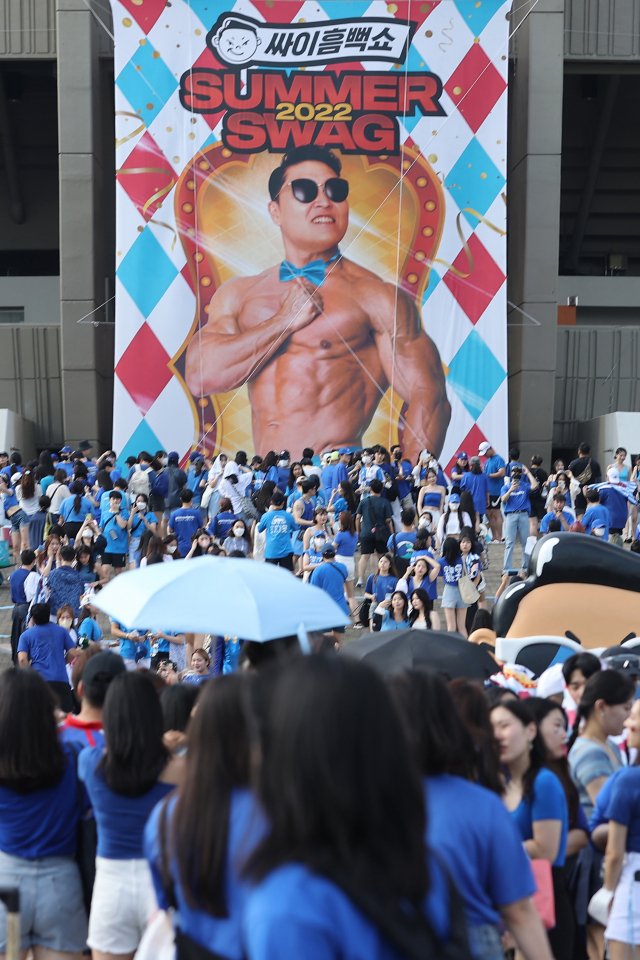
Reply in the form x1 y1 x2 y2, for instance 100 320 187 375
418 518 431 529
59 618 73 629
166 544 177 554
233 526 244 537
159 457 167 466
82 532 93 541
278 460 289 467
136 502 146 511
314 538 326 550
362 455 372 464
450 503 460 511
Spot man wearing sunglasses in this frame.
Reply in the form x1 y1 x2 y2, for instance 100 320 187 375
185 144 450 461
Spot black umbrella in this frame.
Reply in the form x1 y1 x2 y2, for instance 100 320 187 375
340 629 497 680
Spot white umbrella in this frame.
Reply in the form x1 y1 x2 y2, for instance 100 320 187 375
93 556 349 644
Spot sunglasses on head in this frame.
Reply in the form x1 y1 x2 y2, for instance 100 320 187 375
284 177 349 204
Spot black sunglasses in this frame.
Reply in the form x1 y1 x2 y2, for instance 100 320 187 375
284 177 349 204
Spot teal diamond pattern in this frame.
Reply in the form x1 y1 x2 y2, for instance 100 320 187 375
116 42 178 126
447 328 506 419
445 138 505 223
117 418 163 471
454 0 506 37
117 228 178 318
422 267 441 304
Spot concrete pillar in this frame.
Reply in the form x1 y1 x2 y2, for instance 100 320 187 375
57 0 114 452
507 0 564 465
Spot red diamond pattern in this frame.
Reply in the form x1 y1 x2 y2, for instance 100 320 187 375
251 1 304 23
443 233 505 324
444 423 487 477
444 44 506 133
191 47 228 132
117 132 176 221
115 323 172 415
119 0 166 35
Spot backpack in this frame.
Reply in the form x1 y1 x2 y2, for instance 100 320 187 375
129 464 151 498
167 465 187 506
152 469 169 498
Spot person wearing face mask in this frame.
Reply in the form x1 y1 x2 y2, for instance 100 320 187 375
581 489 610 541
417 468 447 529
356 448 384 500
436 493 472 549
162 534 181 559
128 494 158 569
545 470 579 515
56 604 78 651
185 528 213 559
301 531 328 581
223 519 252 557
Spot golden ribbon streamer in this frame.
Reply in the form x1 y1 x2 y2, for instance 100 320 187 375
115 166 178 249
115 110 146 148
148 217 178 251
432 208 506 278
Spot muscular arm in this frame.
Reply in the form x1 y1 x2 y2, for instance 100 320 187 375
185 276 321 396
368 286 450 460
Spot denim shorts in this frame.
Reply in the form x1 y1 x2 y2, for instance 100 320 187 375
8 508 29 532
0 848 88 952
441 583 467 608
467 923 505 960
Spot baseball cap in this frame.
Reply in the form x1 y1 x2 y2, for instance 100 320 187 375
339 447 350 455
456 451 468 460
607 466 620 483
79 440 93 452
189 451 202 461
478 441 491 456
168 451 179 463
82 651 126 686
601 649 640 675
279 450 290 460
535 663 565 699
271 492 285 506
322 544 336 557
448 493 461 504
329 451 340 461
59 445 73 454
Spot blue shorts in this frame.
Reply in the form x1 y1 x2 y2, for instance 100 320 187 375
8 508 29 532
0 849 87 952
441 583 467 608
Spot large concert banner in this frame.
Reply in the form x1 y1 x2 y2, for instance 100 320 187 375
111 0 509 470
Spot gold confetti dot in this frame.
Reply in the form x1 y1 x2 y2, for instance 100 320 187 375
190 117 197 124
200 276 212 287
182 202 193 213
425 200 436 211
195 28 201 34
407 273 418 284
415 250 426 261
146 103 153 110
122 17 132 26
387 2 398 11
199 161 210 170
502 55 506 59
420 61 424 67
186 179 195 190
497 140 501 144
136 109 142 114
173 156 180 163
137 225 144 233
416 176 428 187
473 36 480 43
468 163 472 168
131 0 143 6
298 16 306 21
422 226 434 237
117 250 122 256
198 398 208 408
188 132 196 140
428 154 437 163
394 63 402 69
453 86 462 95
402 159 411 169
166 126 172 132
157 201 162 209
139 37 147 44
265 0 273 7
221 148 232 158
194 251 204 262
152 51 160 58
135 65 142 71
425 29 433 37
475 1 481 6
420 2 430 10
480 172 487 179
432 129 437 135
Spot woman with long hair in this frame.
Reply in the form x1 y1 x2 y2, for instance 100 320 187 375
408 587 432 629
491 698 572 959
243 656 466 959
389 671 551 960
302 504 332 552
398 554 441 629
333 511 359 614
256 451 279 489
222 517 253 557
330 479 357 517
47 467 72 515
59 479 94 542
377 589 410 631
140 535 169 568
16 469 42 532
363 553 398 630
185 528 213 559
436 493 473 549
440 536 469 636
416 467 447 528
145 675 267 957
0 669 88 956
448 679 504 796
0 471 31 552
78 671 184 960
285 461 303 497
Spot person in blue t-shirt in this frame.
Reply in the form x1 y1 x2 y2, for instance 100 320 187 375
590 467 631 546
257 492 298 569
479 442 506 544
390 445 414 509
243 656 460 960
9 549 35 663
364 554 398 604
460 457 490 526
17 602 79 712
581 489 610 541
388 671 551 960
301 532 327 576
78 672 183 958
500 464 539 573
309 547 350 621
0 669 88 956
59 650 125 750
208 498 236 542
540 492 574 534
109 620 152 670
101 490 131 577
168 488 203 556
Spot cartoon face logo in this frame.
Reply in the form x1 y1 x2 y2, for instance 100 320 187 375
211 18 261 64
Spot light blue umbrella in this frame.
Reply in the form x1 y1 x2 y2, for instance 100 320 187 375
93 556 349 645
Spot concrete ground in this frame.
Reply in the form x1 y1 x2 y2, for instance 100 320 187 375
0 536 520 668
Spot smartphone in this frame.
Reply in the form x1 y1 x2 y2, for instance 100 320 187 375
505 569 521 576
385 592 392 601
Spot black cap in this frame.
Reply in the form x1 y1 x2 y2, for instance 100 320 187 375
322 544 336 557
271 492 285 506
79 440 93 451
279 450 290 460
82 651 126 685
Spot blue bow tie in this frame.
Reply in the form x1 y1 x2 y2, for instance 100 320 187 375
279 250 341 287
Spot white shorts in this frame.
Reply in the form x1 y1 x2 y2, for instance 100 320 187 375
606 851 640 945
123 657 151 671
88 856 157 954
336 554 355 581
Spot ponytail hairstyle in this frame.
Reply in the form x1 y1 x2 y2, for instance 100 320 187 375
567 669 636 751
20 469 35 500
492 698 546 799
70 479 85 516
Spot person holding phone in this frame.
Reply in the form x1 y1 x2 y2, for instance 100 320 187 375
500 464 539 574
100 490 130 581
